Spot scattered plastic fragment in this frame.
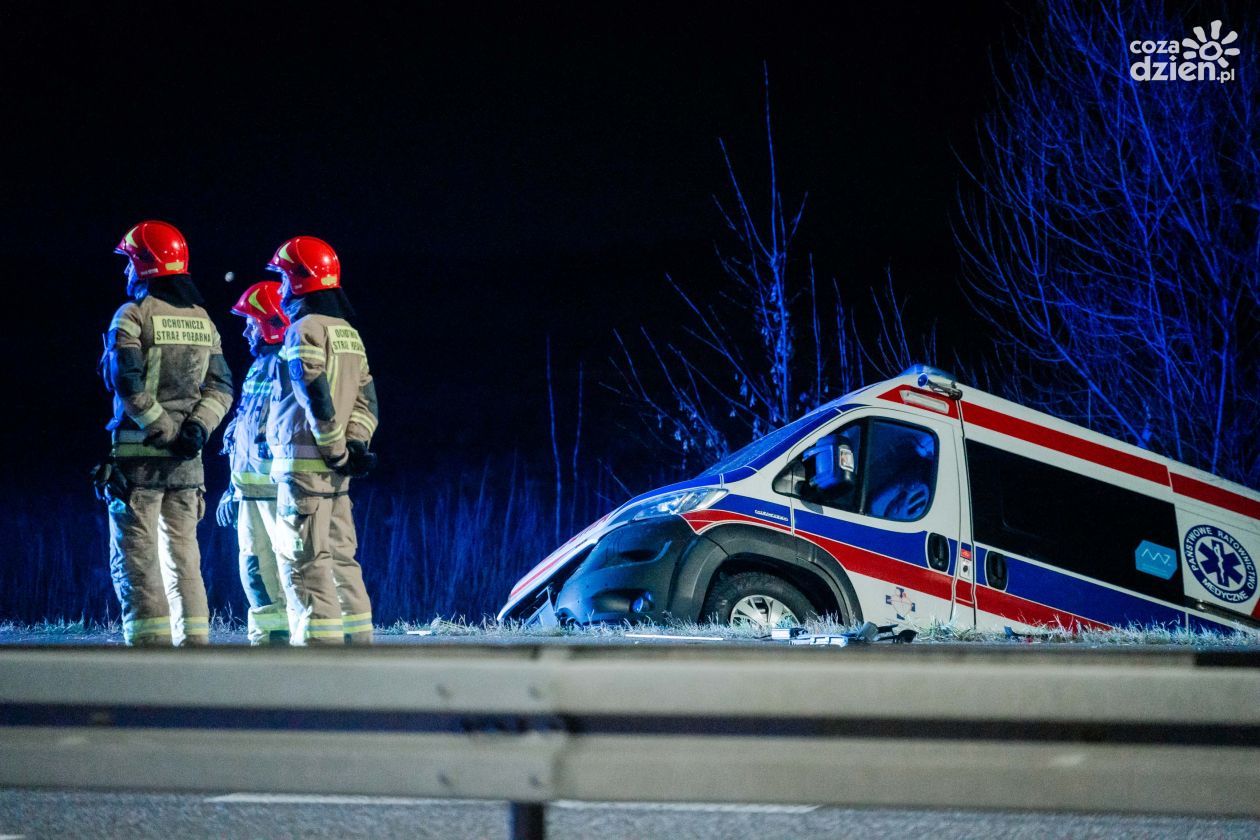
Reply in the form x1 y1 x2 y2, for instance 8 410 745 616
1004 626 1050 643
781 622 916 647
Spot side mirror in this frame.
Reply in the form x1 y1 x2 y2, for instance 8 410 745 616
802 434 856 492
771 461 805 497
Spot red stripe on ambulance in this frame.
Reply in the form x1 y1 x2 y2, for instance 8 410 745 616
683 510 954 603
960 402 1170 485
1170 473 1260 521
683 509 1108 631
885 389 1258 524
975 585 1109 631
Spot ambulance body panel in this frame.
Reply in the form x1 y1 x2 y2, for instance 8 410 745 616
499 369 1259 633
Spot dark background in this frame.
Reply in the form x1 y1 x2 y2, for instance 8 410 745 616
1 1 1015 480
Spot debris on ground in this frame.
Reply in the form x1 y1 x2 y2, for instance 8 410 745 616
768 622 917 646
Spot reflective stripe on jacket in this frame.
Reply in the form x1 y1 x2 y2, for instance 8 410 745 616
224 347 281 499
267 314 378 495
103 295 234 488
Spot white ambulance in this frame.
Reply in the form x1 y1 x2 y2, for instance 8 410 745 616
499 367 1259 633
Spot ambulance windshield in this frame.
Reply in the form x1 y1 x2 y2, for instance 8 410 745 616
704 408 839 477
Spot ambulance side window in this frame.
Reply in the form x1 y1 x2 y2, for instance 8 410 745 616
798 419 938 522
862 420 938 522
967 440 1182 602
802 423 862 511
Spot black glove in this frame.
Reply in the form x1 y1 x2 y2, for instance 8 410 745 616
91 460 129 504
169 421 208 460
342 439 378 478
215 489 238 529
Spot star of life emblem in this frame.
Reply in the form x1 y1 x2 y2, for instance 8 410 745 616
1184 525 1257 604
885 587 916 621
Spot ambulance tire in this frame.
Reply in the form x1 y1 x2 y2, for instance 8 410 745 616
701 572 816 628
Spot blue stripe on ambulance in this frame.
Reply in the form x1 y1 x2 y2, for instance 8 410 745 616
995 553 1185 628
1187 613 1241 634
792 507 947 575
710 494 791 526
708 494 1192 629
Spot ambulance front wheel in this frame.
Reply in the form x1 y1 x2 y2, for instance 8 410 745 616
702 572 815 629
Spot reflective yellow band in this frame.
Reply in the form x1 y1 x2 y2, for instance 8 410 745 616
145 347 162 396
309 617 345 627
197 400 228 426
327 350 339 392
128 616 173 630
349 411 378 433
135 402 164 428
307 630 344 639
125 616 173 639
233 472 275 485
251 612 290 631
271 458 332 474
113 443 173 458
281 347 325 363
312 425 344 445
110 317 141 338
126 629 172 641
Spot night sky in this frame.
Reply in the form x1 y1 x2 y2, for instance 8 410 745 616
3 2 1018 486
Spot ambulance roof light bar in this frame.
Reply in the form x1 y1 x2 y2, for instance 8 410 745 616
900 364 963 400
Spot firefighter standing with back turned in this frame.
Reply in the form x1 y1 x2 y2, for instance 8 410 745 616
265 236 379 645
100 221 234 646
216 280 291 645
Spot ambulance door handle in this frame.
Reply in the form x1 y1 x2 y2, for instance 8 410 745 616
927 533 950 572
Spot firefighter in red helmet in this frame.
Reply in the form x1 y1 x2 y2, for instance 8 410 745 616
100 221 234 646
216 280 291 645
265 236 379 645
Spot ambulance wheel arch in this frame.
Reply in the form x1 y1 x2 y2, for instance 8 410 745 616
672 523 862 625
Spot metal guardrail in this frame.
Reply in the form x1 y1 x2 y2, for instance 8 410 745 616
0 643 1257 838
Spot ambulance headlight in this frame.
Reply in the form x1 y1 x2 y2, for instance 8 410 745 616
621 488 727 523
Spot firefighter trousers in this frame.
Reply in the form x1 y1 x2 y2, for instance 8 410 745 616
237 498 289 645
107 486 210 646
274 489 373 646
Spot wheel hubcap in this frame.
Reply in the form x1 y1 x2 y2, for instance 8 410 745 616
729 595 800 629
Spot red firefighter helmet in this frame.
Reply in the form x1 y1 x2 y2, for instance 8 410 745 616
115 220 189 278
266 236 341 296
231 280 290 344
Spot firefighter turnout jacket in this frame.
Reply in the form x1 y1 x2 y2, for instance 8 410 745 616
101 288 233 646
223 343 289 644
224 345 282 500
104 294 234 486
268 313 378 493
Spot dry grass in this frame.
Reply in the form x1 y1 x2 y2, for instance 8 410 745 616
377 615 1260 647
3 614 1256 648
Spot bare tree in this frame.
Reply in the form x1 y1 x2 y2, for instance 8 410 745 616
956 0 1259 486
611 67 931 471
